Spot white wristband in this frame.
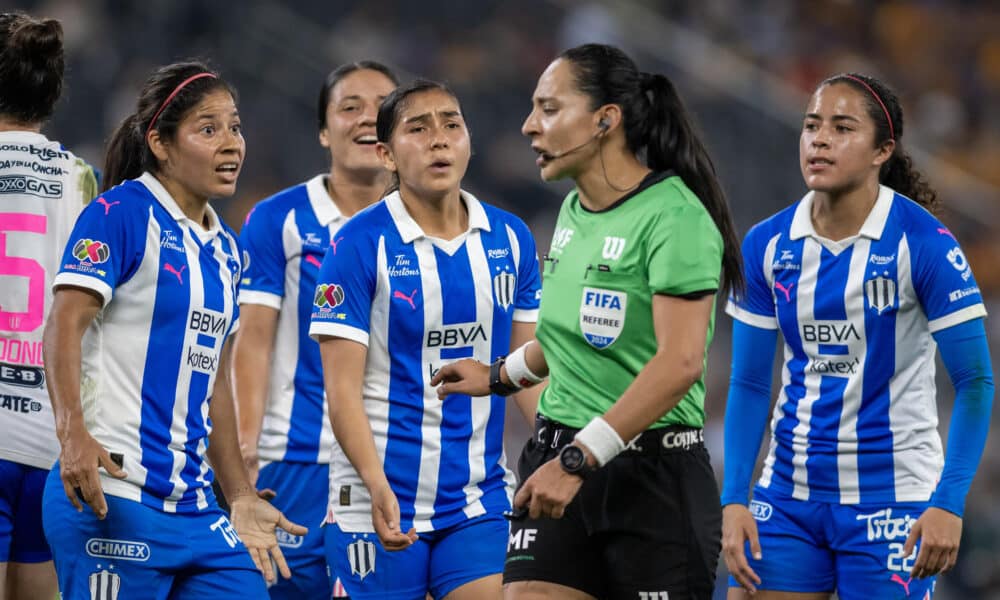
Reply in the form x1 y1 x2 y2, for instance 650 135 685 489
573 417 626 467
505 343 545 388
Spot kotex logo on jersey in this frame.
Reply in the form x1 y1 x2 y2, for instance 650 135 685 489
185 309 226 374
579 286 627 349
73 238 111 264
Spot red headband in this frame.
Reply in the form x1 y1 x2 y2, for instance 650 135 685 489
841 74 894 141
146 72 218 138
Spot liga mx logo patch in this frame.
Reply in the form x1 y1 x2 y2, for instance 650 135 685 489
347 536 376 580
579 286 626 349
73 238 110 263
314 283 345 308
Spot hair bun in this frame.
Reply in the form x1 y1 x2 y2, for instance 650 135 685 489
9 17 63 60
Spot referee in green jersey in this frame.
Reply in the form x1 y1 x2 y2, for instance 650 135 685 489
432 43 743 600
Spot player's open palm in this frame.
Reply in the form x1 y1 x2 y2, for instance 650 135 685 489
230 495 307 583
370 481 418 551
721 504 762 594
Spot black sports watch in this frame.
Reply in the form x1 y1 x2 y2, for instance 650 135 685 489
489 357 520 397
558 444 595 479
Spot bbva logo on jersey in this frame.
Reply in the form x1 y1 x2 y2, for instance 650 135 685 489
579 286 627 349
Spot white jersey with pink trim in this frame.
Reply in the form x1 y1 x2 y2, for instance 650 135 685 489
0 131 97 468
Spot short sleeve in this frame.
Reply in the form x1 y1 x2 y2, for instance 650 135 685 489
725 224 779 330
52 195 145 307
646 204 723 296
308 227 376 346
237 204 286 309
911 226 987 333
510 221 542 322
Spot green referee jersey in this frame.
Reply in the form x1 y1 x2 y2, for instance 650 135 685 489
536 171 723 429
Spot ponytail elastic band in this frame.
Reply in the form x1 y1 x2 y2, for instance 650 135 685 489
842 74 894 141
146 72 218 138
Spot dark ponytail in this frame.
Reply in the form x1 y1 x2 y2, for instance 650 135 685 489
102 61 236 192
560 43 744 298
0 12 64 124
821 73 940 213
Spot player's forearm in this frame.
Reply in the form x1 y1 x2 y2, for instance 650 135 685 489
207 341 254 500
230 315 276 454
43 289 101 442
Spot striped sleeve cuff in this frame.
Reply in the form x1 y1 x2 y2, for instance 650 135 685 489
725 301 778 330
237 290 282 310
928 304 988 333
309 322 369 347
512 308 539 323
53 272 113 308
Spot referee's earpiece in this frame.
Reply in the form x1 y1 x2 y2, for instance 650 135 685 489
597 118 610 135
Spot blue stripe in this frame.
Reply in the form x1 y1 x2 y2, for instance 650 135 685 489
138 212 189 506
814 245 851 321
196 334 214 348
440 347 474 360
436 245 476 325
806 375 846 494
481 226 514 502
286 207 328 462
858 236 900 501
770 239 805 491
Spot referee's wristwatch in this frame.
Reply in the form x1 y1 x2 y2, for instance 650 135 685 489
558 444 596 479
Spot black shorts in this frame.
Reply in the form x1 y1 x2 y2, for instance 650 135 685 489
504 416 721 600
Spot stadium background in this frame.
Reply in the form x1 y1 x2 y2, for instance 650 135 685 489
8 0 1000 597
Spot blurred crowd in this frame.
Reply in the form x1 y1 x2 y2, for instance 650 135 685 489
11 0 1000 596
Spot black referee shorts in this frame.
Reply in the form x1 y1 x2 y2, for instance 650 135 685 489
504 416 721 600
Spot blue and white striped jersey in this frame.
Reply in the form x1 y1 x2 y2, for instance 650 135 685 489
53 173 241 513
239 175 343 464
309 190 542 532
0 131 97 469
726 185 986 504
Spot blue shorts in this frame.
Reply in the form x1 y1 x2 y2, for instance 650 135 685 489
42 467 268 600
729 486 936 600
257 461 331 600
0 459 51 563
325 513 508 599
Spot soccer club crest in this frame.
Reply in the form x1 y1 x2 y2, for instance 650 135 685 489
89 567 121 600
865 273 896 315
347 536 376 580
493 268 516 311
579 286 627 349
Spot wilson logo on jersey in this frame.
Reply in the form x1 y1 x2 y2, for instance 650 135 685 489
601 236 626 260
89 567 121 600
493 268 516 310
314 283 345 308
579 286 627 349
865 274 896 315
73 238 110 264
347 536 376 580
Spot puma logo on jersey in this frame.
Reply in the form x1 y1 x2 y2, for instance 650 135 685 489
330 236 344 254
164 263 186 285
775 282 794 302
393 289 418 310
96 197 120 215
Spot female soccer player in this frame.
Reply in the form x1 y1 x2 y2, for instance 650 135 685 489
432 43 743 600
0 12 96 600
721 73 994 600
42 61 306 599
309 79 542 600
233 60 398 600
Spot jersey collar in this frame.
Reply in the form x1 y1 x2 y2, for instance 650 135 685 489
789 184 895 241
306 174 346 226
385 189 491 244
138 172 223 236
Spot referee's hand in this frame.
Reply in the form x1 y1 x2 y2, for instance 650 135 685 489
721 504 762 594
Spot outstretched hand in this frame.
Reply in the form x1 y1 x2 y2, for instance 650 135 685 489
430 359 491 398
229 494 308 583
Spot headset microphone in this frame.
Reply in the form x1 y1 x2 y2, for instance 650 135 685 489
549 120 610 159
